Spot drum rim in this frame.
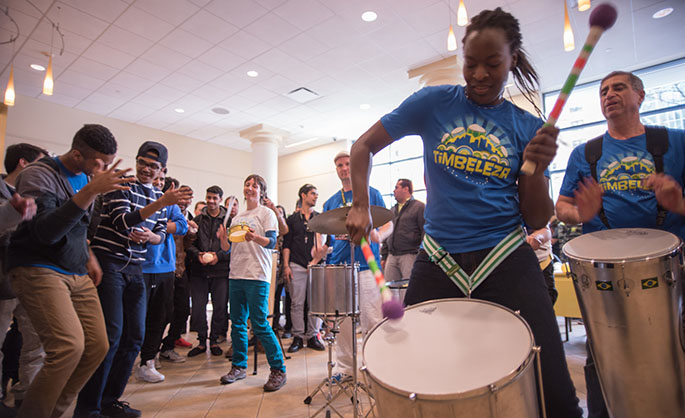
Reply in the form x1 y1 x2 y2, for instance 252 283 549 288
362 298 535 400
563 228 682 262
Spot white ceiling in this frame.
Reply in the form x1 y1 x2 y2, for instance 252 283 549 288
1 0 684 154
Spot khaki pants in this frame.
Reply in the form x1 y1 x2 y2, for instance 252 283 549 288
9 266 109 418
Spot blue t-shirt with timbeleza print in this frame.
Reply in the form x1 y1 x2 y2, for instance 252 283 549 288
559 128 685 238
380 84 544 253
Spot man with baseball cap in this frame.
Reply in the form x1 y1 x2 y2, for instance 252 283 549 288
75 141 191 418
322 150 392 381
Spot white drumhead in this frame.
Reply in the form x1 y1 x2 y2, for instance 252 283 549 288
363 299 533 396
563 228 681 262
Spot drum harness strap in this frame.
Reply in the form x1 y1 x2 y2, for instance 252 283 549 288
422 226 526 297
584 126 669 228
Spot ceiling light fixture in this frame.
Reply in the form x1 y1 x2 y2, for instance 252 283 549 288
174 108 185 113
30 64 46 71
652 8 673 19
285 137 320 148
212 107 230 115
3 8 19 106
563 0 575 52
446 0 457 51
360 104 371 110
457 0 469 26
578 0 591 12
447 25 457 51
4 65 15 106
361 11 377 22
247 70 259 77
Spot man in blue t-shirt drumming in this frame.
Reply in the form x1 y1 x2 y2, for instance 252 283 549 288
557 70 685 418
323 151 392 381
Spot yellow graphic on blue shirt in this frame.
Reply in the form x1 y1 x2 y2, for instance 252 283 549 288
432 123 513 181
598 151 654 193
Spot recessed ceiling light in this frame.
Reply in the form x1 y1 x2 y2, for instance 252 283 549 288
605 48 612 53
247 70 259 77
361 11 377 22
212 107 230 115
30 64 46 71
653 8 673 19
174 108 185 113
360 104 371 110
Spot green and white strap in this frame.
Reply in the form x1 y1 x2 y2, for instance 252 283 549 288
423 227 526 297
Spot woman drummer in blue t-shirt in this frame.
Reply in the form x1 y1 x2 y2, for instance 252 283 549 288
345 8 583 418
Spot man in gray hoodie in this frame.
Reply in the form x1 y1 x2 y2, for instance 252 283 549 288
7 125 133 418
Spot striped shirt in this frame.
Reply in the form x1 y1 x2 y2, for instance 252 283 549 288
91 180 167 269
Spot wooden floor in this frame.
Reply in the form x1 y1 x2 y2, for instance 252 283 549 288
53 316 588 418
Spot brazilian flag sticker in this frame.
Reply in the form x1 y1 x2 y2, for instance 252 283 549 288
596 281 613 291
641 278 659 289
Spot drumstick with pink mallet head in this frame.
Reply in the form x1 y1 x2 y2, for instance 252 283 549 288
520 3 618 175
360 237 404 320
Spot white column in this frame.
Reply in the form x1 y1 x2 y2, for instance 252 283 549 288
408 55 464 87
240 124 287 204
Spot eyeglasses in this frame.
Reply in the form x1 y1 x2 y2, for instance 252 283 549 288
136 158 162 171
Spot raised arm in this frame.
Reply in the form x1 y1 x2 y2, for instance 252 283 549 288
347 121 396 244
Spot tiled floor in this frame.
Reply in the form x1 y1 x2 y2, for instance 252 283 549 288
59 317 588 418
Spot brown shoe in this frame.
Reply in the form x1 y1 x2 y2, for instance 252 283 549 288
263 369 287 392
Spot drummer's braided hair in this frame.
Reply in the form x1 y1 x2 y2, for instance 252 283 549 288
245 174 268 205
463 7 542 118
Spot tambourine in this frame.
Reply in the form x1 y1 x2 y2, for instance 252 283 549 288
229 223 250 242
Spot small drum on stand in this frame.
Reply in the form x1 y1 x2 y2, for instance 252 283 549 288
308 264 359 317
564 228 685 418
362 299 542 417
387 279 409 305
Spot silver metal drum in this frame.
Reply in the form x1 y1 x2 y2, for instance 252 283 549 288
362 299 540 417
308 264 358 317
564 228 685 418
387 279 409 305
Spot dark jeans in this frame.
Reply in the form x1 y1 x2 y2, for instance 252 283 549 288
74 264 146 416
585 342 610 418
140 272 174 363
405 245 583 418
542 261 558 305
189 276 227 345
161 272 190 351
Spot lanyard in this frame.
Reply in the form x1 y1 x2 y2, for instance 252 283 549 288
340 189 352 207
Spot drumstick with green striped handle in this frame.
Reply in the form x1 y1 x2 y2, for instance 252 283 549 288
521 3 617 175
360 237 404 319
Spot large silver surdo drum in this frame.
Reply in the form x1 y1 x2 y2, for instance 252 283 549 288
308 264 359 317
362 299 541 417
564 228 685 418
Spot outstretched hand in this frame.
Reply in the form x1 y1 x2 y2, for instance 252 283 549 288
574 177 604 222
88 159 134 195
644 173 685 215
9 193 37 221
160 184 194 207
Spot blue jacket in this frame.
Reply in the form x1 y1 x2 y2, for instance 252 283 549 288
142 204 188 274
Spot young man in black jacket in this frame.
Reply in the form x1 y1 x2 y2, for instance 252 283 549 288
7 124 133 418
186 185 230 357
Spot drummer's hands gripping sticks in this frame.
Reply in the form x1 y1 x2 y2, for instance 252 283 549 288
520 2 618 175
360 237 404 320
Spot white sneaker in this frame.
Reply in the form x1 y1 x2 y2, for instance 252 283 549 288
160 349 186 363
136 359 165 383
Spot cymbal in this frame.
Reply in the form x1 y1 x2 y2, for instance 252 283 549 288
308 205 393 235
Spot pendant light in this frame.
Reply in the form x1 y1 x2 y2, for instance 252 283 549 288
563 1 575 51
578 0 591 12
447 25 457 51
457 0 468 26
4 64 15 106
